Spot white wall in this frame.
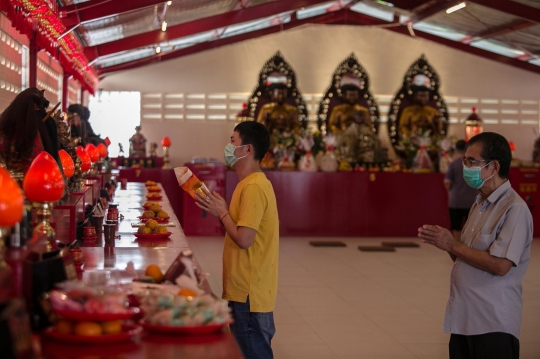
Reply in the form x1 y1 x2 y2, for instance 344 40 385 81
99 24 540 165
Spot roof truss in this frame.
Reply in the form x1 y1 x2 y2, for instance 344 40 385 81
60 0 167 28
85 0 333 61
94 0 540 77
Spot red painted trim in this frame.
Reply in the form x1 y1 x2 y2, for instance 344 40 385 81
85 0 334 61
469 0 540 24
29 32 37 88
410 0 463 23
62 74 69 112
97 9 383 76
385 24 540 75
60 0 165 27
470 19 536 40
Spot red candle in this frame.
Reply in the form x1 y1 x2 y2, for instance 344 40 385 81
76 146 92 172
58 149 75 178
161 136 171 147
85 144 99 162
23 152 65 203
97 143 108 159
0 167 24 227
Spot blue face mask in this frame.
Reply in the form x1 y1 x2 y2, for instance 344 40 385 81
463 162 493 189
224 143 247 167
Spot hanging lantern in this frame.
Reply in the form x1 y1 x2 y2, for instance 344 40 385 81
465 107 483 142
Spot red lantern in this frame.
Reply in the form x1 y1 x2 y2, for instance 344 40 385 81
23 152 65 203
97 143 108 159
85 144 99 162
161 137 171 147
465 107 483 142
0 167 24 227
58 149 74 178
76 146 92 172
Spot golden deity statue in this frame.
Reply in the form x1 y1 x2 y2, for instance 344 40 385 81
328 84 370 135
256 83 300 134
398 75 442 137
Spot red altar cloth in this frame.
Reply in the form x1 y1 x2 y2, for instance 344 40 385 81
225 168 540 237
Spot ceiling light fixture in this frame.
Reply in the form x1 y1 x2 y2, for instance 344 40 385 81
446 2 466 14
156 46 161 54
167 1 172 5
161 21 167 32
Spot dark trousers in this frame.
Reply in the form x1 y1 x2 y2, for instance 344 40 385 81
449 332 520 359
228 296 275 359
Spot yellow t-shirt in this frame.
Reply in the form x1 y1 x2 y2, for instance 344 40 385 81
222 172 279 312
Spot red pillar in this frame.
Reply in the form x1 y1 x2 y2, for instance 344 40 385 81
62 74 69 112
29 31 37 88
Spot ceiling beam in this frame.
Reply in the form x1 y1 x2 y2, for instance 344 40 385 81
409 0 464 23
59 0 166 28
462 19 536 44
98 8 382 76
382 25 540 76
85 0 333 61
468 0 540 25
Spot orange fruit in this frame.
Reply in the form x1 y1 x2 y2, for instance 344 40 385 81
178 288 198 297
101 320 123 334
55 320 73 334
74 321 102 336
145 264 164 283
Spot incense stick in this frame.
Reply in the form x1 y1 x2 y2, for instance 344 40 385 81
42 102 61 122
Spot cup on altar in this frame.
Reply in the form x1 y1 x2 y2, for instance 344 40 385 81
174 167 209 199
93 215 104 233
103 224 115 243
83 226 96 240
120 178 127 190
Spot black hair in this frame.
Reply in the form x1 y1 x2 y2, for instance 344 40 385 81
411 85 430 93
455 140 466 152
67 104 85 116
341 84 360 93
467 132 511 179
0 87 59 165
234 121 270 162
268 83 288 92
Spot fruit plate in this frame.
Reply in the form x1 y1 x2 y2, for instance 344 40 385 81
140 321 230 335
43 324 142 344
147 188 162 193
145 195 163 200
137 216 170 223
54 307 140 321
133 232 172 240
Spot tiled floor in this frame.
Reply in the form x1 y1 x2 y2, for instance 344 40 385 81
188 236 540 359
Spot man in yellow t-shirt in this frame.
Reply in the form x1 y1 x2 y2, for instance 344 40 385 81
195 121 279 359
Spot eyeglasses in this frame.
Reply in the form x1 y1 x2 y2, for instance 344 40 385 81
462 158 490 168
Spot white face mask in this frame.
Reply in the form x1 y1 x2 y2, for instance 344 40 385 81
224 143 247 167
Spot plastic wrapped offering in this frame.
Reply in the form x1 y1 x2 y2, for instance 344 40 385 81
174 167 209 199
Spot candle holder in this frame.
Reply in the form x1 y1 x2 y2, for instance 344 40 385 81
23 152 65 252
32 202 56 252
162 136 172 169
163 146 171 169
